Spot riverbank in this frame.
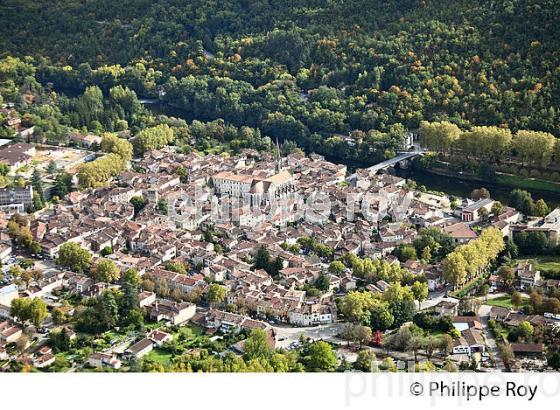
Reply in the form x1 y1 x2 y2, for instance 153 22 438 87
402 166 560 207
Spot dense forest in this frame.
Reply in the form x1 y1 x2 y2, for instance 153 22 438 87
1 0 560 165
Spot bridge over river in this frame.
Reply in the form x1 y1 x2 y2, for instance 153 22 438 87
346 147 426 184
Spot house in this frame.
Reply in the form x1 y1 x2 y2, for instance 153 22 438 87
288 303 335 326
138 291 156 307
34 352 56 368
442 223 478 244
489 306 511 322
126 337 153 358
0 143 35 171
515 261 541 290
87 352 122 369
0 322 22 344
68 132 102 148
0 241 12 263
0 186 34 213
434 300 459 317
453 328 485 355
147 299 196 325
461 198 494 222
148 329 173 347
0 284 18 306
511 343 544 358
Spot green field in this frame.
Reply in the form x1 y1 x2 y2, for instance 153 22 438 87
145 348 173 365
496 174 560 193
486 295 529 309
532 256 560 274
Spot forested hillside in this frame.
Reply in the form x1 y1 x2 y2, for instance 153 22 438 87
1 0 559 164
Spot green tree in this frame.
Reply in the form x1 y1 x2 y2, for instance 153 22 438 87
328 260 345 275
57 242 92 273
207 283 227 307
411 281 428 309
302 341 338 372
243 329 271 361
511 291 523 309
31 167 43 199
92 258 121 283
133 124 175 153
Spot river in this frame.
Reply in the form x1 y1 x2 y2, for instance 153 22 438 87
144 100 560 207
395 167 560 207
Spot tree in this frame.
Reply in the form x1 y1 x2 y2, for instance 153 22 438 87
328 260 345 275
498 266 516 289
77 154 125 189
534 199 550 217
57 242 92 273
508 189 535 215
338 291 377 324
511 291 523 310
302 341 337 372
50 327 72 352
411 281 428 309
513 130 556 167
253 246 271 271
440 334 454 356
165 262 189 275
354 350 377 372
340 323 356 346
518 321 534 340
443 360 457 372
394 244 417 262
46 160 58 175
92 258 121 283
418 121 461 154
547 352 560 370
381 357 397 372
355 326 372 348
31 167 44 199
470 188 490 200
53 172 73 197
120 268 141 287
51 307 68 325
207 283 227 307
369 303 394 331
314 272 330 291
442 252 468 288
491 201 504 217
133 124 174 153
243 329 271 361
387 326 413 352
10 297 48 327
130 196 147 215
498 343 515 367
101 133 133 161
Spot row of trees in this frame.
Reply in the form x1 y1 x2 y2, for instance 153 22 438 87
419 121 560 168
76 153 126 189
341 252 417 284
442 227 505 287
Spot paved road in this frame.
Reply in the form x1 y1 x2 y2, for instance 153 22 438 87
272 323 346 348
479 304 506 371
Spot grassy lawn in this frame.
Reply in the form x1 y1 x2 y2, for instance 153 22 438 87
486 295 529 309
145 348 173 365
531 255 560 274
496 173 560 193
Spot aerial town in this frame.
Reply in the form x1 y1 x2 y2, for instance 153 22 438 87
2 1 560 384
0 119 559 373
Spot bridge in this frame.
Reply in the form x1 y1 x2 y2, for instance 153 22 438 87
346 147 426 184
